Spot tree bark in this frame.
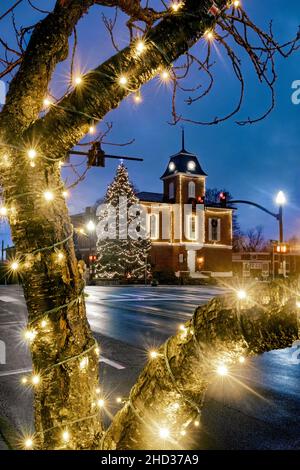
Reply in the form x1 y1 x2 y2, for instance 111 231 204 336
101 281 299 449
1 146 102 449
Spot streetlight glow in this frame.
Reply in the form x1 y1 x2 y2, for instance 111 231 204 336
276 191 286 205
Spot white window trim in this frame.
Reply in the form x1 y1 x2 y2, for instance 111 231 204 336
188 181 196 198
148 213 159 240
187 214 197 241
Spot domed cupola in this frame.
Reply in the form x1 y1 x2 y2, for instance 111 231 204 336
160 129 207 180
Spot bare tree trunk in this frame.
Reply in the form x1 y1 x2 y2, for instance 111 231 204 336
101 284 298 449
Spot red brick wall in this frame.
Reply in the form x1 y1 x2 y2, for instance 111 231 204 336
205 209 232 246
199 247 232 273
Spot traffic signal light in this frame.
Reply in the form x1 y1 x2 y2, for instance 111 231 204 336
197 196 205 204
88 142 105 167
274 243 289 254
219 192 228 207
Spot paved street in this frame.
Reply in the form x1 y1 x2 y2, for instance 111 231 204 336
0 285 299 450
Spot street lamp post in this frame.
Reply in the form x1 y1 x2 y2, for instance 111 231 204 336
275 191 286 277
229 190 287 278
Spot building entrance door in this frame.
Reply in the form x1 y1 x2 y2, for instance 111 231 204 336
187 250 196 274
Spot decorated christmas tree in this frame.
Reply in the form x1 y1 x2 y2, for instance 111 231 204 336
95 163 151 280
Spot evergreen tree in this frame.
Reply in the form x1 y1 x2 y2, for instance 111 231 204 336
95 163 151 280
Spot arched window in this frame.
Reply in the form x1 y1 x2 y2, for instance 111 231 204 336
188 181 195 198
169 182 175 199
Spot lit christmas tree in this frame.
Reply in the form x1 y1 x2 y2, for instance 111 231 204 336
95 163 151 281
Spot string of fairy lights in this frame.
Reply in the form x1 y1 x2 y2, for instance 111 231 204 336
0 0 242 225
3 0 298 451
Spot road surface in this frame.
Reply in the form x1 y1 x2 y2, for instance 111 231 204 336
0 284 299 450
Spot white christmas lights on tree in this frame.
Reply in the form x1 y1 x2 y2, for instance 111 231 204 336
43 190 54 202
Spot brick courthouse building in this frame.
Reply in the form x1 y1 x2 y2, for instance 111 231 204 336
71 135 234 279
136 135 233 279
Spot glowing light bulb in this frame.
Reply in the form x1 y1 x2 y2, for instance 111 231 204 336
43 98 52 107
180 429 186 436
237 289 247 300
80 357 88 369
159 427 170 439
239 356 245 364
32 374 40 386
233 0 240 7
89 125 96 134
216 364 228 376
149 350 158 359
74 75 82 86
119 75 128 86
134 93 142 103
62 190 69 198
161 70 170 81
95 346 100 356
296 300 300 309
97 399 105 408
40 320 47 328
194 420 200 427
116 397 122 404
95 387 101 395
78 228 85 235
24 329 37 342
171 1 183 12
24 438 34 449
57 252 64 262
136 40 146 54
10 261 19 271
44 191 54 202
204 30 214 41
62 430 70 443
30 161 36 168
27 149 37 160
0 206 8 216
21 376 28 385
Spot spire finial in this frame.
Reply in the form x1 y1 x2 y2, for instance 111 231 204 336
181 126 185 152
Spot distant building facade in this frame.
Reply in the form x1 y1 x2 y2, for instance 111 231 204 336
233 248 300 279
71 134 234 280
136 137 233 279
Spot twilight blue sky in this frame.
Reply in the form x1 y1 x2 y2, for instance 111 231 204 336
0 1 300 245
